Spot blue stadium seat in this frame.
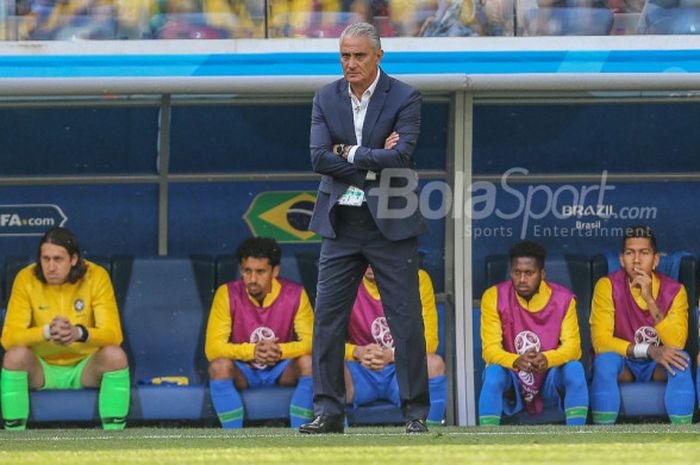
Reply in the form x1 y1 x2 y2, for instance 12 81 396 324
523 7 614 35
590 251 698 420
2 255 32 309
480 254 593 424
112 256 216 421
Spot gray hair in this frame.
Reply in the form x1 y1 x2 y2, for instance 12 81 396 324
340 22 381 51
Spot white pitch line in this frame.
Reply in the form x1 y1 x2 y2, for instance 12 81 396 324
1 428 699 442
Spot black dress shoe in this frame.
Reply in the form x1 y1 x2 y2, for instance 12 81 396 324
299 415 344 434
405 418 428 434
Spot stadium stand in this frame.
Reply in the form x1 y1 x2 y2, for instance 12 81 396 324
640 6 700 34
522 6 614 35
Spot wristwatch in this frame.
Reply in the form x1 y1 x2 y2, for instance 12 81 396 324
334 144 346 156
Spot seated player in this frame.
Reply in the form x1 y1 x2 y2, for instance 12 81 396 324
479 240 588 425
205 237 314 428
1 227 129 430
590 225 694 425
344 266 447 427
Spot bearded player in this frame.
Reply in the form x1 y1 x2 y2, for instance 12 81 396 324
590 225 693 424
344 266 447 426
479 241 588 425
205 237 314 428
1 227 129 430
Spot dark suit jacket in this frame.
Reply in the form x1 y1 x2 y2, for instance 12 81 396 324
308 69 428 241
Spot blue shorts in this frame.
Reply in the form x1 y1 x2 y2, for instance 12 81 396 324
347 361 400 410
624 358 657 382
235 359 291 388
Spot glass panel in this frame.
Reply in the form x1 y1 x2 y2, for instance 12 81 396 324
169 101 448 173
0 106 159 175
0 184 158 256
473 102 700 174
168 180 445 290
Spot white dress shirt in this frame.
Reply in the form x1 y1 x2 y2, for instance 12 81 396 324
338 69 381 206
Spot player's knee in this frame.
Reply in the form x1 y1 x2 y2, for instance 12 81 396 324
95 345 128 371
208 358 234 380
427 353 445 378
2 346 34 371
482 365 508 392
563 362 587 391
294 355 312 377
593 352 620 378
668 356 693 383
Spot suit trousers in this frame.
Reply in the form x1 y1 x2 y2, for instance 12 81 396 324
311 203 430 420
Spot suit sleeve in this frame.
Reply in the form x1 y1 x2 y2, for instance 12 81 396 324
205 285 256 361
309 91 368 187
278 289 314 359
351 88 422 172
481 286 519 369
542 297 582 368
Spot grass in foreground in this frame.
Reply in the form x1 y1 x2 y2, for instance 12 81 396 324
1 424 699 465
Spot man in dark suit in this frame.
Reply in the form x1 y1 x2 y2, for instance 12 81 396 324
299 22 430 434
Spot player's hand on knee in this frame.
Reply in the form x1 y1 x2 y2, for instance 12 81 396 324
649 345 689 375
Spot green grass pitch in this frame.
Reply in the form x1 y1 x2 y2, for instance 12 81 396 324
1 425 699 465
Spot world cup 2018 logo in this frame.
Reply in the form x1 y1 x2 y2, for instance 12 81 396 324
634 326 660 346
514 330 541 355
514 330 541 399
250 326 276 369
371 317 394 349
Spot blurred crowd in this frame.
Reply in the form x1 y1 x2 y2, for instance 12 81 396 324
0 0 697 40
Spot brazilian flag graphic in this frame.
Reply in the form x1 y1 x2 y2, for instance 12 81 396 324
244 191 320 243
